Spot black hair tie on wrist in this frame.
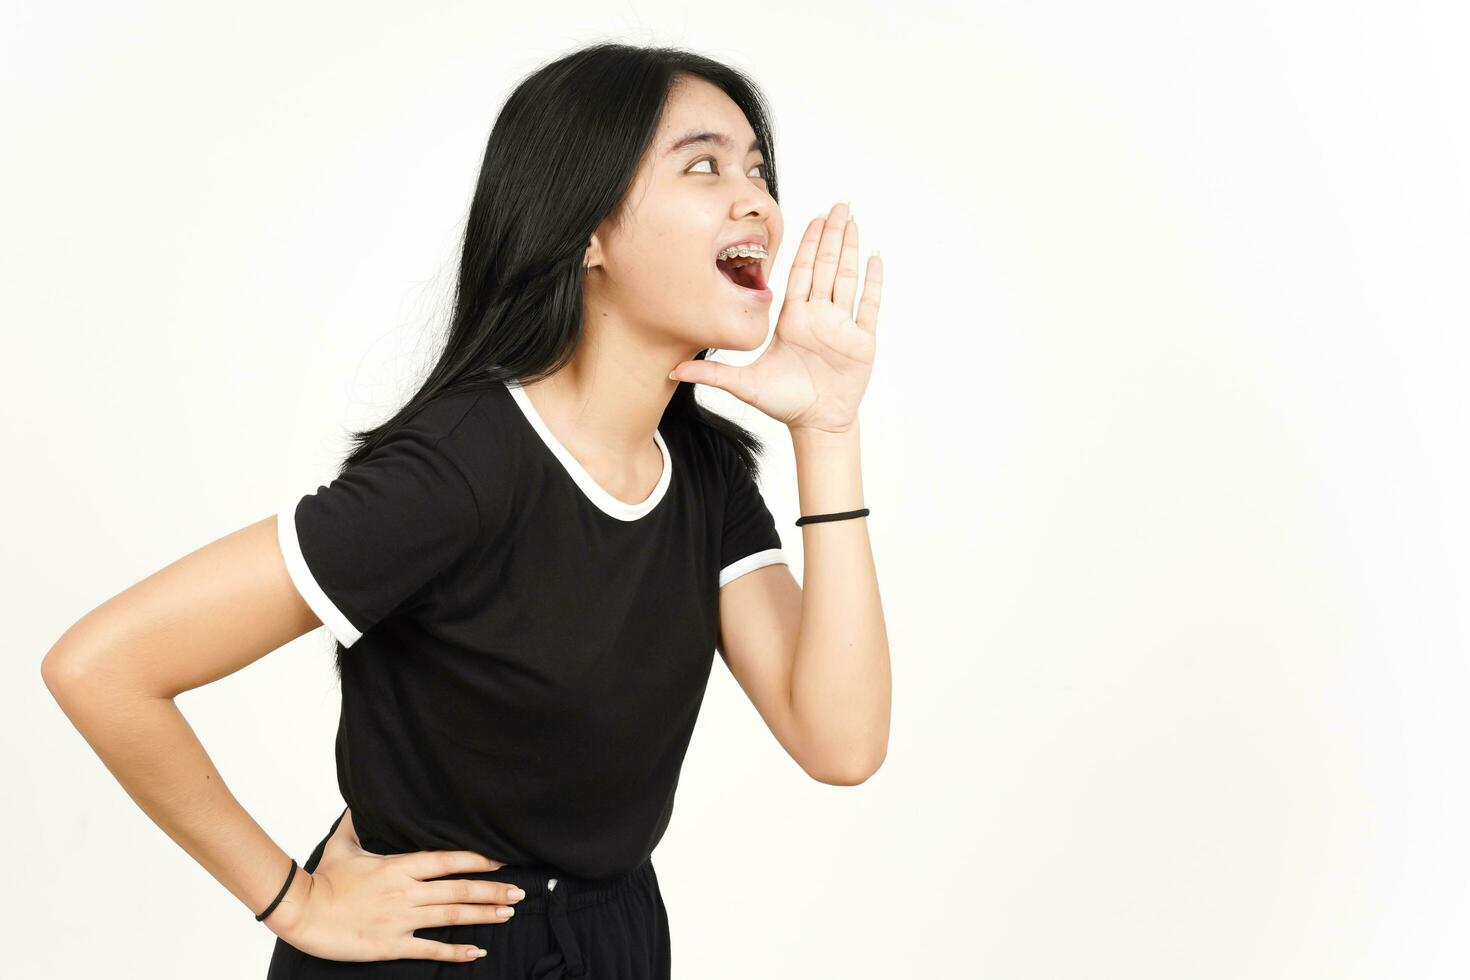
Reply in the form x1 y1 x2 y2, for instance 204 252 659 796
255 858 298 922
795 507 870 527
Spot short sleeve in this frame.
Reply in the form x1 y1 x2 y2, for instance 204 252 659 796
276 424 482 647
718 440 789 588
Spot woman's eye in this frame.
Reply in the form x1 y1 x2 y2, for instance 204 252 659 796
687 157 768 181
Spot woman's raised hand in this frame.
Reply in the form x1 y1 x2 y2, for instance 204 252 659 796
265 808 522 963
669 200 883 434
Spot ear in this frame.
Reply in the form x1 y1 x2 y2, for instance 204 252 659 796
584 233 604 271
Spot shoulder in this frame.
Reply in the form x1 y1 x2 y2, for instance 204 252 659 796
406 384 522 525
679 419 732 470
393 387 494 444
696 425 762 491
390 385 516 460
667 421 735 501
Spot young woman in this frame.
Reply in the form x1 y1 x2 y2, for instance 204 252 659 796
41 41 889 977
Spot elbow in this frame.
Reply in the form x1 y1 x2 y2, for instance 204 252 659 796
41 644 103 712
41 646 84 701
807 745 887 787
41 645 135 737
41 630 118 707
41 614 98 700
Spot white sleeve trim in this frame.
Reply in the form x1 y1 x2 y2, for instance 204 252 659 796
276 497 363 648
719 548 788 588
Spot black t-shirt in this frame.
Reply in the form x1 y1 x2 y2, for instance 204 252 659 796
276 380 788 880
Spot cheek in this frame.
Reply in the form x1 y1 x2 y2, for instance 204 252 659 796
610 251 719 310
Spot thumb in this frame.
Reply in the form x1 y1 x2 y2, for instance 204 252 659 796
669 360 755 403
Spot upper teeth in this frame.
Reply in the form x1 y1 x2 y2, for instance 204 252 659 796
717 244 768 261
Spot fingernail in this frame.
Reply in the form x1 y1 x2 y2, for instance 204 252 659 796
498 906 514 917
475 948 488 957
509 887 525 901
668 370 678 380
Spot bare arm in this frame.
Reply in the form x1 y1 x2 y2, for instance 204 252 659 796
782 423 889 781
40 516 324 929
717 423 891 787
42 515 522 964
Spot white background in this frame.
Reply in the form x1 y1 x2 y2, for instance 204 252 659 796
5 1 1470 977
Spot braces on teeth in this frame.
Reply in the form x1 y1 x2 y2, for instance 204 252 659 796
717 245 768 262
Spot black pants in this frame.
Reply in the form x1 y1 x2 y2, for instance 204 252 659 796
266 808 671 979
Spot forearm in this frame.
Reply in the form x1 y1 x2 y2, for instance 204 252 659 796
42 653 309 929
786 421 891 781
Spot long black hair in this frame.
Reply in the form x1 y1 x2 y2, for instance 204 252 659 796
323 41 782 675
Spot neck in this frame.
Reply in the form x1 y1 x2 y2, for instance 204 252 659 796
518 324 693 463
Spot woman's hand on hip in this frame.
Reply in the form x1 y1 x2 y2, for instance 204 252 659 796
265 807 523 963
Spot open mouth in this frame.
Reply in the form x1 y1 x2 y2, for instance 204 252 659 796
716 255 769 293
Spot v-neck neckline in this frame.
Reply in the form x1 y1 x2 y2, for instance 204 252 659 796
503 378 673 522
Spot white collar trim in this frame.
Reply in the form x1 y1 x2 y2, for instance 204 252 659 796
504 379 673 521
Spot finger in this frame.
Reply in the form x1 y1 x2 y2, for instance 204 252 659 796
832 215 860 315
669 359 758 405
856 252 883 334
783 215 824 306
413 901 518 929
398 937 489 963
414 877 525 908
809 201 850 303
395 850 506 882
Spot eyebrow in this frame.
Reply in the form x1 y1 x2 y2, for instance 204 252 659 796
663 129 763 157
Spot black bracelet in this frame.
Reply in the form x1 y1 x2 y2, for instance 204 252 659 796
255 858 298 922
795 507 870 527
